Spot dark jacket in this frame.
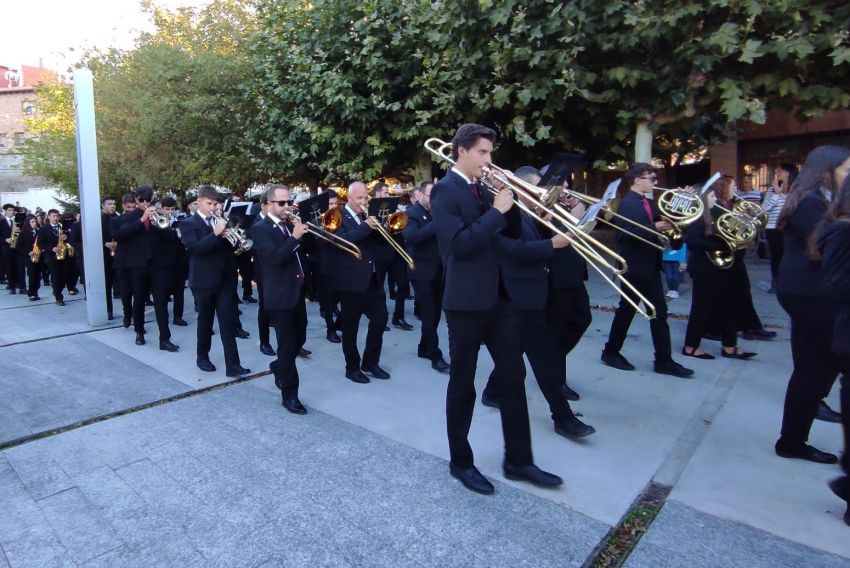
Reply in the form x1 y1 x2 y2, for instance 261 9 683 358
332 206 381 293
112 209 157 269
684 207 732 275
37 223 69 259
70 221 84 255
180 212 237 289
777 190 829 298
16 225 39 262
247 215 266 283
0 216 14 252
818 220 850 357
615 191 664 279
498 214 553 311
152 221 186 268
402 202 441 281
250 215 304 311
431 170 508 311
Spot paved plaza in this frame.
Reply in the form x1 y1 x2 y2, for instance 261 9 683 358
0 257 848 567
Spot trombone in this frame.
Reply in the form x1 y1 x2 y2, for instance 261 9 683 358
424 137 656 319
284 205 362 260
365 196 416 270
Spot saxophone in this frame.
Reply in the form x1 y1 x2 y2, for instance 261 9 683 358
56 233 69 260
31 236 42 263
9 221 19 248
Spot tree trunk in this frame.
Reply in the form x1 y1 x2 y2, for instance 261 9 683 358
634 122 653 163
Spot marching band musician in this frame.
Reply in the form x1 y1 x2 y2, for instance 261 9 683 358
247 192 275 357
334 181 391 383
15 215 41 301
1 204 21 295
431 123 562 494
402 181 450 373
312 191 342 344
113 194 137 328
600 164 694 378
101 196 118 320
148 196 184 352
181 185 250 377
373 183 413 331
479 166 595 439
38 209 73 306
251 185 310 414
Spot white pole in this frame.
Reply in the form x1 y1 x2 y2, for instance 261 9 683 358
73 68 107 327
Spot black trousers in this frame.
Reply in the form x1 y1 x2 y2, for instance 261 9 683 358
766 229 784 283
256 280 271 346
193 285 240 370
685 271 737 349
316 271 339 332
547 285 592 360
2 246 20 291
777 294 840 449
25 259 41 297
338 275 388 372
126 267 151 333
411 276 443 360
485 309 575 423
269 291 307 401
44 255 71 299
103 258 114 316
605 273 671 362
389 257 409 321
734 264 762 331
151 267 183 341
444 300 533 468
115 268 133 320
74 254 85 288
237 253 254 297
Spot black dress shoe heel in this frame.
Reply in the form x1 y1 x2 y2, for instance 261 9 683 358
172 317 188 326
681 347 715 360
392 319 414 330
361 365 390 380
282 398 307 415
159 339 179 352
775 442 838 464
326 331 341 343
449 463 494 495
298 348 311 358
431 357 450 373
561 384 580 401
502 462 563 488
345 370 370 384
235 328 250 339
815 401 842 423
554 416 596 439
654 359 694 378
197 358 216 373
226 366 251 378
260 343 276 356
601 350 635 371
135 333 145 346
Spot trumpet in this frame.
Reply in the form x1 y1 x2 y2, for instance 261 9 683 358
211 213 253 255
365 197 416 270
147 209 171 229
425 137 657 319
282 205 362 260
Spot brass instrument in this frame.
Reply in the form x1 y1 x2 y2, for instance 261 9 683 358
284 205 362 260
31 237 42 263
655 188 705 247
109 240 117 257
366 196 416 270
9 220 19 248
148 209 171 229
425 137 657 319
211 213 253 255
705 201 759 269
56 233 70 260
731 199 767 229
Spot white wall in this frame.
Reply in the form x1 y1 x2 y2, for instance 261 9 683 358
0 187 65 212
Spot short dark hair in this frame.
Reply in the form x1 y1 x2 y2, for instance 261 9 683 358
101 195 116 205
622 163 655 193
122 193 135 204
160 196 177 208
48 208 59 216
514 166 541 184
325 189 338 199
2 203 15 211
135 185 154 201
259 190 269 205
197 185 220 201
267 185 290 202
373 182 388 194
451 123 497 160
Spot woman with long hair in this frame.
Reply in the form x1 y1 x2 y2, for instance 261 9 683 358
775 145 850 464
812 174 850 525
682 181 756 360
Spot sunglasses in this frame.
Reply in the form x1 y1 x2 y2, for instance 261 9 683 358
271 200 294 206
137 198 150 203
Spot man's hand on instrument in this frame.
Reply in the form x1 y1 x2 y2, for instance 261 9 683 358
655 220 674 232
105 242 117 252
365 217 379 230
292 219 308 239
494 188 514 214
213 218 227 236
551 234 571 249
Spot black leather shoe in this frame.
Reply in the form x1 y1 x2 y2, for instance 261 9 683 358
554 415 596 439
829 476 848 502
56 298 65 307
481 394 500 409
236 297 244 304
601 350 635 371
243 295 259 304
720 349 756 360
361 364 390 379
107 313 114 320
503 461 563 488
431 357 450 373
159 339 179 352
654 359 694 378
345 370 370 384
298 348 312 358
29 295 40 302
135 333 145 346
449 463 494 495
816 401 842 423
235 328 250 339
197 358 216 373
392 319 414 330
561 384 580 401
123 316 131 328
682 347 715 360
326 331 341 343
742 328 777 340
282 398 307 415
384 325 390 332
260 343 276 356
172 317 188 326
67 289 77 296
145 299 153 306
775 442 838 464
226 365 251 378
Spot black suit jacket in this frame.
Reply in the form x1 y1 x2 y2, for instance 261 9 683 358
152 222 185 268
498 214 553 311
250 215 303 311
332 207 381 293
247 215 265 283
777 190 829 298
615 191 664 279
180 212 237 289
37 223 67 258
431 169 508 311
819 220 850 356
70 221 83 255
112 209 156 269
0 216 13 251
402 202 440 281
16 226 38 258
684 208 730 275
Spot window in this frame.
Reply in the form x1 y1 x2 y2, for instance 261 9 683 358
22 100 36 116
14 132 25 145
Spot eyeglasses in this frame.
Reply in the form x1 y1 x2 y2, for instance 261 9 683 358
271 200 293 206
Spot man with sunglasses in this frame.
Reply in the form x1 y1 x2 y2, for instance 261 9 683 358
601 163 694 378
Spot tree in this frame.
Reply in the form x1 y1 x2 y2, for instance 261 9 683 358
21 79 78 194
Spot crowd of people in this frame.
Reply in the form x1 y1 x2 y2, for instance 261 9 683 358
0 126 847 524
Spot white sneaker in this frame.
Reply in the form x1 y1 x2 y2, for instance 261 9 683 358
666 290 679 299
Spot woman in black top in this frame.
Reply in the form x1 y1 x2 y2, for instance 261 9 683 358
14 215 41 301
682 184 756 360
775 145 850 464
813 174 850 525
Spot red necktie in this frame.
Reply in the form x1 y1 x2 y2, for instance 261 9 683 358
642 198 654 223
470 180 481 200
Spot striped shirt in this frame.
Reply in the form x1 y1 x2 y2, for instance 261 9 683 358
761 189 787 229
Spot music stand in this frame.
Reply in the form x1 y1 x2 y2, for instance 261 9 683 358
296 192 330 226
